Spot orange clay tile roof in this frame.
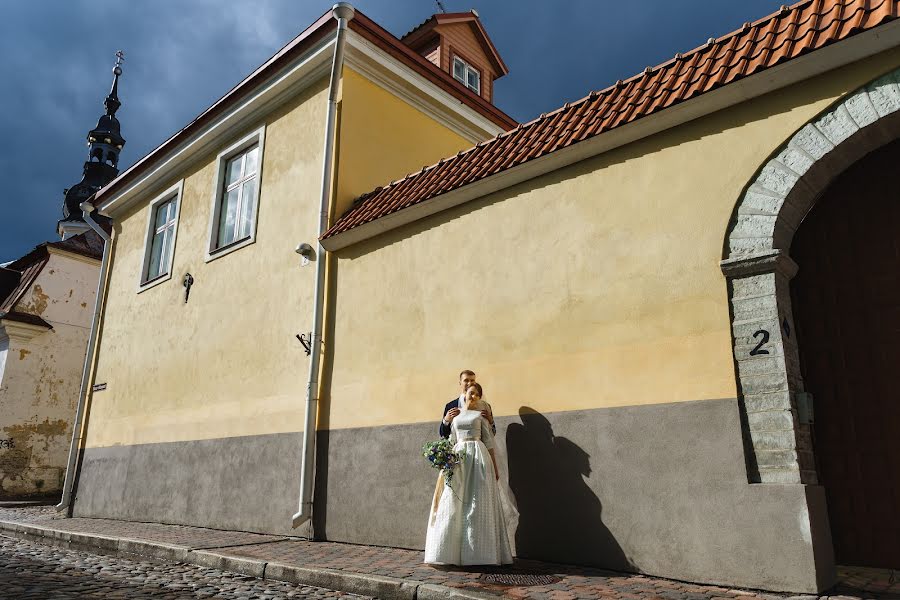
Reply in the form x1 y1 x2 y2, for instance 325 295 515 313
324 0 900 240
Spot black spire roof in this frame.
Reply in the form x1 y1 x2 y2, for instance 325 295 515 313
59 52 126 235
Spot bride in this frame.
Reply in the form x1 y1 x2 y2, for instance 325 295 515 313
424 383 513 565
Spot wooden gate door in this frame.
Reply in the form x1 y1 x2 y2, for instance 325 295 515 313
791 138 900 569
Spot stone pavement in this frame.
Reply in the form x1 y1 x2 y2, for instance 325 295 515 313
0 534 369 599
0 507 897 600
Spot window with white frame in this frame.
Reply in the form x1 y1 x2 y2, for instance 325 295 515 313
452 56 481 95
214 144 259 250
144 198 177 282
139 181 183 290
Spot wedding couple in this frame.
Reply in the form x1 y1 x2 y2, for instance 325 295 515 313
424 369 513 566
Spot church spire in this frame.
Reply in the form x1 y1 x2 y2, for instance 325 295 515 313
104 51 123 117
58 52 127 240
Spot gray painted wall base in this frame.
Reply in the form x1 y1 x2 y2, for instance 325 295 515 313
73 399 835 592
316 399 834 593
73 432 304 537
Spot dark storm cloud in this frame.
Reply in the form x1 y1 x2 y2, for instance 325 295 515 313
0 0 785 260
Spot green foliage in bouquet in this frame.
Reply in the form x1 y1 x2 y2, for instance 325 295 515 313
422 438 463 489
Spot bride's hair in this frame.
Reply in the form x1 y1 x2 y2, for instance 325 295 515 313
468 383 483 397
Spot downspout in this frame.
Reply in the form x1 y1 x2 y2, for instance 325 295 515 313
56 200 112 513
292 1 355 529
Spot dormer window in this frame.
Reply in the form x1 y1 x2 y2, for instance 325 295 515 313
452 56 481 95
402 11 508 104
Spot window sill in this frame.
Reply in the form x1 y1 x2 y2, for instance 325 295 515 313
136 271 172 294
205 235 255 263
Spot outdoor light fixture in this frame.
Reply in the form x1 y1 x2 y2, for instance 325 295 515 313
182 272 194 304
295 242 314 266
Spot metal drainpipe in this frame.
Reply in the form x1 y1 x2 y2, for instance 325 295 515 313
56 201 113 513
292 1 355 529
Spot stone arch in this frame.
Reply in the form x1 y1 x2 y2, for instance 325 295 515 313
721 67 900 484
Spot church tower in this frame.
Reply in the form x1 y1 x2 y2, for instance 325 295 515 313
58 52 126 239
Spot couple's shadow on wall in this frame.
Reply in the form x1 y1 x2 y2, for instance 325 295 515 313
506 407 632 572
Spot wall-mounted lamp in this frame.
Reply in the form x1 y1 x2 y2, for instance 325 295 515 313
183 273 194 304
295 243 314 266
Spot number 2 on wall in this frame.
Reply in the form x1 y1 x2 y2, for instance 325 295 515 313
750 330 770 356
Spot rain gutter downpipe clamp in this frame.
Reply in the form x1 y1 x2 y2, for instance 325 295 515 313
292 1 355 530
57 200 113 513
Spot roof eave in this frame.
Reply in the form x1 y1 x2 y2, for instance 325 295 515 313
93 9 337 206
93 8 515 211
0 311 53 331
468 18 509 76
321 18 900 251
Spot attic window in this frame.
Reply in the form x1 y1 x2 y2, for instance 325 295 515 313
452 56 481 95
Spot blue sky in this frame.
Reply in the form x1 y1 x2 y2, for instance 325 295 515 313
1 0 788 260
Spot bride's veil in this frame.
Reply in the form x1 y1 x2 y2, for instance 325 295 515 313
483 392 520 552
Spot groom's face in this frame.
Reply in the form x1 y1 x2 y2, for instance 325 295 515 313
459 373 476 393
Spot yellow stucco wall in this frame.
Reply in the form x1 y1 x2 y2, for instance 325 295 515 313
86 79 330 449
86 65 494 449
334 68 476 219
324 50 900 431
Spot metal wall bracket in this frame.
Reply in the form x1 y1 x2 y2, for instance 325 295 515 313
296 333 312 356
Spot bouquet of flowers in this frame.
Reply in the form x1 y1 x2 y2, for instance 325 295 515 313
422 439 463 489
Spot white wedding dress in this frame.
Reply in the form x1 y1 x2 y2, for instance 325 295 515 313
424 409 513 565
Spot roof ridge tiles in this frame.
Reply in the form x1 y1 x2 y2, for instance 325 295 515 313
323 0 900 241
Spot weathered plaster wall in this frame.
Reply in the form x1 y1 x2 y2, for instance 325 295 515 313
0 252 98 498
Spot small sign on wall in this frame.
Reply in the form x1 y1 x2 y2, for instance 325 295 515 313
92 383 107 392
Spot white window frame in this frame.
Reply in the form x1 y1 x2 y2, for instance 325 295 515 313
137 179 183 292
452 56 481 95
205 125 266 262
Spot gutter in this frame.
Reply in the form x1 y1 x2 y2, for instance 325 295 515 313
292 1 355 530
57 201 113 514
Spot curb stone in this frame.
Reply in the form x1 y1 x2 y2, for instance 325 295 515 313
264 561 419 600
69 531 120 551
0 519 502 599
190 549 267 578
416 583 501 600
118 537 189 562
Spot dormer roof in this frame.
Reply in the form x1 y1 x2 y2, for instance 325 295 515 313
402 11 509 76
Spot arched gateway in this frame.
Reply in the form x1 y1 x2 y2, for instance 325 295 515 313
722 67 900 568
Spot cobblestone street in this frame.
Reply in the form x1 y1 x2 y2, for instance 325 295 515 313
0 533 368 599
0 507 897 599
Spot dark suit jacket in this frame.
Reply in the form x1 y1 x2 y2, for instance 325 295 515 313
440 397 496 438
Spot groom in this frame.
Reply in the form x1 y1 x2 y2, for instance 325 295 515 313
440 369 495 438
